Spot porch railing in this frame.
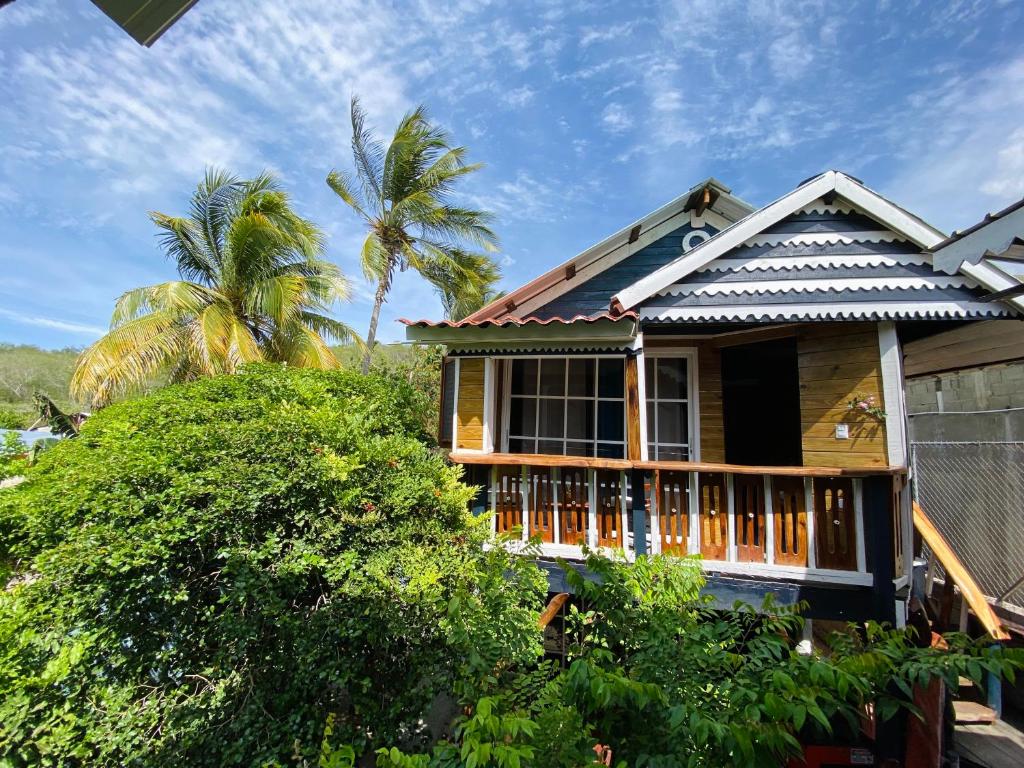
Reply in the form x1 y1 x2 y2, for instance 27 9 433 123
458 452 906 588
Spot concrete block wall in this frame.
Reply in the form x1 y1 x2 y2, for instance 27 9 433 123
905 361 1024 414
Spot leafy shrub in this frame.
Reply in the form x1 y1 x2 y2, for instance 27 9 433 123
372 551 1024 768
0 364 545 767
0 432 27 481
0 408 28 430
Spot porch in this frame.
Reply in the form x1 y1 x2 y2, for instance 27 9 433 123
457 452 907 614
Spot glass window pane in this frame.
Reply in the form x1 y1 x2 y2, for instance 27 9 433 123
567 358 595 397
645 357 655 398
509 397 536 437
539 358 566 396
537 439 564 455
508 437 533 454
656 401 687 445
538 398 565 438
510 359 537 396
598 358 625 399
656 445 689 461
656 357 687 400
596 442 624 459
646 404 654 442
566 399 594 440
597 401 624 442
564 441 591 457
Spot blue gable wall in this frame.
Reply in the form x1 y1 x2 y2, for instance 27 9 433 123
530 222 718 319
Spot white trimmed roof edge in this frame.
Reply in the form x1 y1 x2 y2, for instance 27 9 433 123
639 301 1015 323
613 171 949 311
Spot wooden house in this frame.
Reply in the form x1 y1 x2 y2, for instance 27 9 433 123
403 171 1024 625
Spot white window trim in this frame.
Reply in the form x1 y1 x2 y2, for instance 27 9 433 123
642 348 700 462
500 355 628 459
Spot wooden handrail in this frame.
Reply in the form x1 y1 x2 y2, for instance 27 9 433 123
913 501 1010 641
449 451 907 478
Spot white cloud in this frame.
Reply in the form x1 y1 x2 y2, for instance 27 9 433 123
0 308 105 337
503 85 536 108
601 102 633 134
579 21 638 47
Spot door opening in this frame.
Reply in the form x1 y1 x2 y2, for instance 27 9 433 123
721 338 802 466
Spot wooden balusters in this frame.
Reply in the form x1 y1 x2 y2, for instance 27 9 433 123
699 473 728 560
494 466 522 535
560 468 589 545
656 470 688 555
733 474 766 563
814 477 856 570
772 477 808 566
596 470 622 547
528 467 555 543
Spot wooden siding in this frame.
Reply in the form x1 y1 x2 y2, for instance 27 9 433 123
903 320 1024 377
626 356 642 460
797 324 888 468
456 358 486 451
697 343 726 462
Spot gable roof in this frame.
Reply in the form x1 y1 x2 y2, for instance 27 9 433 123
458 177 754 324
635 196 1016 323
611 171 948 312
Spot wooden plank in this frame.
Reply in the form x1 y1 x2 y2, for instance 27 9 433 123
797 345 881 368
698 343 726 462
953 701 997 725
625 356 642 460
528 467 555 543
914 502 1010 640
772 476 808 566
814 477 857 571
596 470 623 547
559 468 589 545
456 359 486 451
657 470 689 554
712 324 799 348
538 593 569 629
734 474 766 563
698 473 728 560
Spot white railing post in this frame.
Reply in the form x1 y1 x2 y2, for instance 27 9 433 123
804 477 816 570
853 478 867 573
763 475 776 566
552 467 561 545
726 473 737 562
688 471 700 556
520 465 529 544
587 469 598 549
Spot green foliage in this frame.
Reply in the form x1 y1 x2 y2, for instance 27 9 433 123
0 364 545 767
0 432 27 481
375 550 1024 768
0 343 83 420
327 96 501 372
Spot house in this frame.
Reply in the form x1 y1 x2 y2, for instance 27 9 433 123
403 171 1024 626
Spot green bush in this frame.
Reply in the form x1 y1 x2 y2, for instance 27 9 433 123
0 364 545 767
0 432 27 482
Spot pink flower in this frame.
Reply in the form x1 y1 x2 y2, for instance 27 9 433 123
857 401 869 409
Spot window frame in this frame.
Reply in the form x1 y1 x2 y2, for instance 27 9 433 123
438 356 457 448
500 354 628 458
643 348 700 462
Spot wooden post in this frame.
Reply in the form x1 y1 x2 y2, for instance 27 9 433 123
625 354 642 461
631 468 648 556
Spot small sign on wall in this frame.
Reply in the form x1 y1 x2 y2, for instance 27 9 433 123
835 423 850 440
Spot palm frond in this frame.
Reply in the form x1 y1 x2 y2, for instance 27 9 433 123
71 311 189 405
326 169 369 220
190 168 243 269
350 96 386 208
110 281 217 328
149 213 220 284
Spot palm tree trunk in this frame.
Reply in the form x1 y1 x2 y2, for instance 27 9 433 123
362 278 388 374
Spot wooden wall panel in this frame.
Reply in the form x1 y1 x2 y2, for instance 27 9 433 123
903 320 1024 377
797 324 888 469
456 358 486 451
625 356 642 460
697 343 726 462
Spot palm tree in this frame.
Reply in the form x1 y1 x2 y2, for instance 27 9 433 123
327 97 500 373
71 169 358 406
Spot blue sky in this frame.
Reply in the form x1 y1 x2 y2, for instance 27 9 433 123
1 0 1023 349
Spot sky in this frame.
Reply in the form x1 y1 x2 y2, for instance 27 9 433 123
1 0 1023 349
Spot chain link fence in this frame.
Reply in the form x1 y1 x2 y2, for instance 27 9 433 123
910 437 1024 610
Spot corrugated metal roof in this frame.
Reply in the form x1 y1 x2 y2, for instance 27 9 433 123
399 310 636 328
929 196 1024 252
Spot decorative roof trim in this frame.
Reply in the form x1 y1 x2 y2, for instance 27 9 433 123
640 301 1015 323
697 253 932 273
956 260 1024 313
797 201 857 215
656 276 974 298
742 231 906 247
930 199 1024 274
458 178 753 324
613 171 947 312
403 312 639 346
400 311 635 329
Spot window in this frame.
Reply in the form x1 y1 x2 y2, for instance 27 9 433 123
645 355 692 460
439 358 456 447
505 357 625 458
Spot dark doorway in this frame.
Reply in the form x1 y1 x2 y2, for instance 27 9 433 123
721 338 802 466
